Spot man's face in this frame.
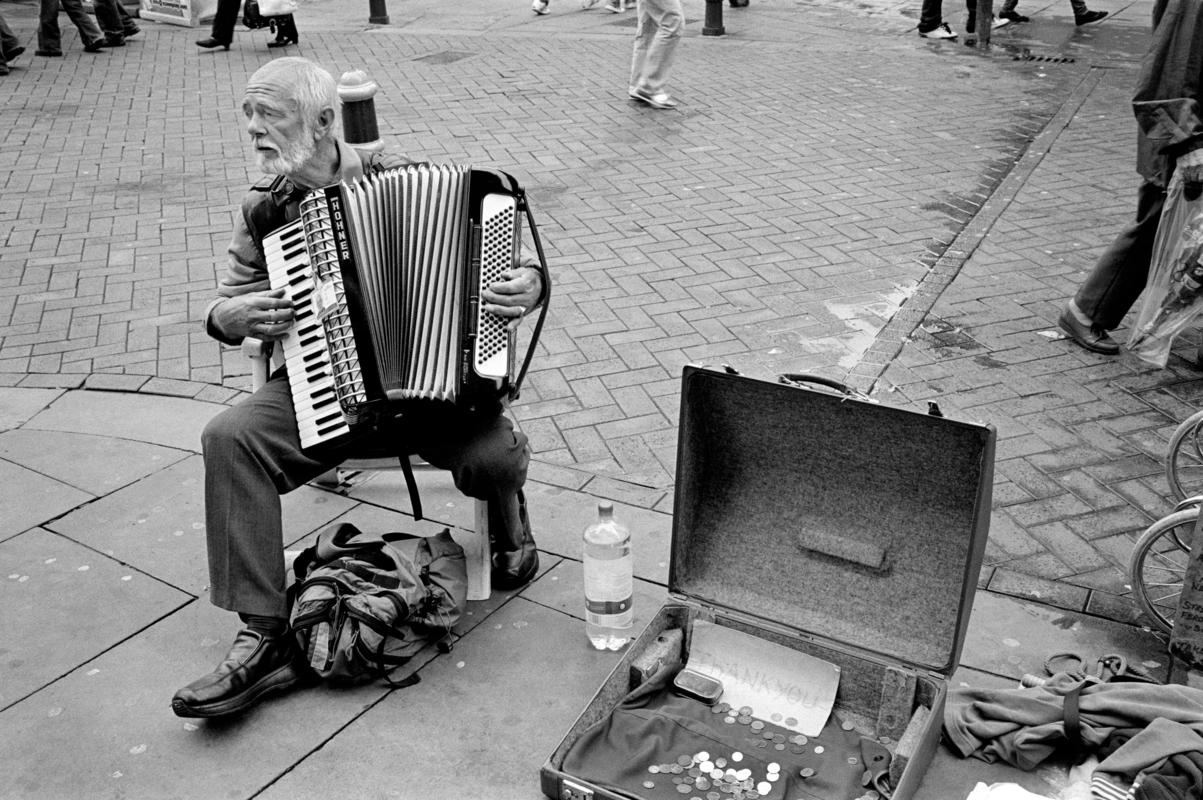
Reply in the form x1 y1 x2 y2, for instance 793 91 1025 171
242 80 317 177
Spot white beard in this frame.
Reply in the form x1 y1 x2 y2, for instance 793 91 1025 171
256 131 318 177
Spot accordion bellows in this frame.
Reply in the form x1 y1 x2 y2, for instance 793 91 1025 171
264 163 525 451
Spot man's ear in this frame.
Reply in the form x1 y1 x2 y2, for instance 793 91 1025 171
314 107 337 139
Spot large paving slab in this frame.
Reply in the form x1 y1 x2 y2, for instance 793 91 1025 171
24 390 228 454
0 459 94 543
523 481 675 583
960 590 1169 682
0 428 189 496
0 388 63 432
0 600 446 800
522 557 670 637
0 527 190 710
257 596 623 800
46 456 358 594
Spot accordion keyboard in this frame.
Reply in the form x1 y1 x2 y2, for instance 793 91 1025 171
263 221 353 450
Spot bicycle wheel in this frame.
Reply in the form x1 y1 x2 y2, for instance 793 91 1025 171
1166 409 1203 500
1129 508 1196 634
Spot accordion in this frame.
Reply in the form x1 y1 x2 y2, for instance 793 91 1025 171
263 163 548 451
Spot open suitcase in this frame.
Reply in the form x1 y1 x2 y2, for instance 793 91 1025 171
541 366 996 800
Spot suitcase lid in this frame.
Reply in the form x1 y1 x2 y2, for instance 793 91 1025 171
670 367 996 676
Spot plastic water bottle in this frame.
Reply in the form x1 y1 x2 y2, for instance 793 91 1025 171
583 502 633 651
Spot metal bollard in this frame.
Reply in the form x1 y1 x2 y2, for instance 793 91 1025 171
703 0 724 35
368 0 389 25
975 0 993 47
339 70 384 153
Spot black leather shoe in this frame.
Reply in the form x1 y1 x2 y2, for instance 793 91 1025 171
34 49 63 57
102 35 125 47
1058 308 1119 355
493 536 539 591
6 46 25 61
266 34 297 48
82 39 106 52
492 495 539 591
195 37 230 50
171 629 309 718
1075 9 1107 24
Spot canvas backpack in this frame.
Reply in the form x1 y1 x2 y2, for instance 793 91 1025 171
288 522 468 685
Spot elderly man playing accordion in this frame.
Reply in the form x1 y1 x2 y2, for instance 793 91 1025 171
172 57 545 719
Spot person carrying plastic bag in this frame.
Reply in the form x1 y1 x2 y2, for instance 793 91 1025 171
1057 0 1203 359
1128 174 1203 366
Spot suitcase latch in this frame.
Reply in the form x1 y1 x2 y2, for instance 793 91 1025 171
561 779 594 800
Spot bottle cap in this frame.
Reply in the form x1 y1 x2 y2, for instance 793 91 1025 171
598 502 614 515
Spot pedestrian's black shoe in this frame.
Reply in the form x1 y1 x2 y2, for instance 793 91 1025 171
1075 9 1107 24
1057 307 1119 355
123 24 142 37
0 64 8 76
34 49 63 56
82 39 106 52
195 37 231 49
171 629 309 718
1000 10 1029 21
6 45 25 62
102 35 125 47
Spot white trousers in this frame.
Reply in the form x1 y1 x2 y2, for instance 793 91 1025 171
629 0 683 95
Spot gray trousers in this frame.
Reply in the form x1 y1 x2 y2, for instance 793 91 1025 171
203 371 530 617
629 0 683 95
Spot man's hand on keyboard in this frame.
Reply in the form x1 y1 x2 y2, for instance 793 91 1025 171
212 289 296 341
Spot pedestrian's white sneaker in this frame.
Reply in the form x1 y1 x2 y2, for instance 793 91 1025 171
630 87 678 109
993 15 1012 28
918 22 956 38
532 0 550 14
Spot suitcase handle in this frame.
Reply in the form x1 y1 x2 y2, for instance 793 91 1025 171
777 373 873 402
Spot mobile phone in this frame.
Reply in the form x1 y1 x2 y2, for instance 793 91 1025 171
672 668 723 704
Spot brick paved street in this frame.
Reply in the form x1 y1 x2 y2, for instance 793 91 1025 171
7 0 1203 796
0 0 1190 628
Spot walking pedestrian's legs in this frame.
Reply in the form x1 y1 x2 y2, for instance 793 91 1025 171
0 10 21 58
918 0 945 31
628 0 682 96
93 0 126 41
1072 180 1166 330
40 0 104 51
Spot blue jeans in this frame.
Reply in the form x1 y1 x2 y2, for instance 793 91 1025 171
919 0 945 31
1073 180 1166 330
93 0 134 38
38 0 104 52
0 10 21 59
202 372 531 616
630 0 683 95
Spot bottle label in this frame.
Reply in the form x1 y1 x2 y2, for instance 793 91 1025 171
586 597 632 615
584 554 633 615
